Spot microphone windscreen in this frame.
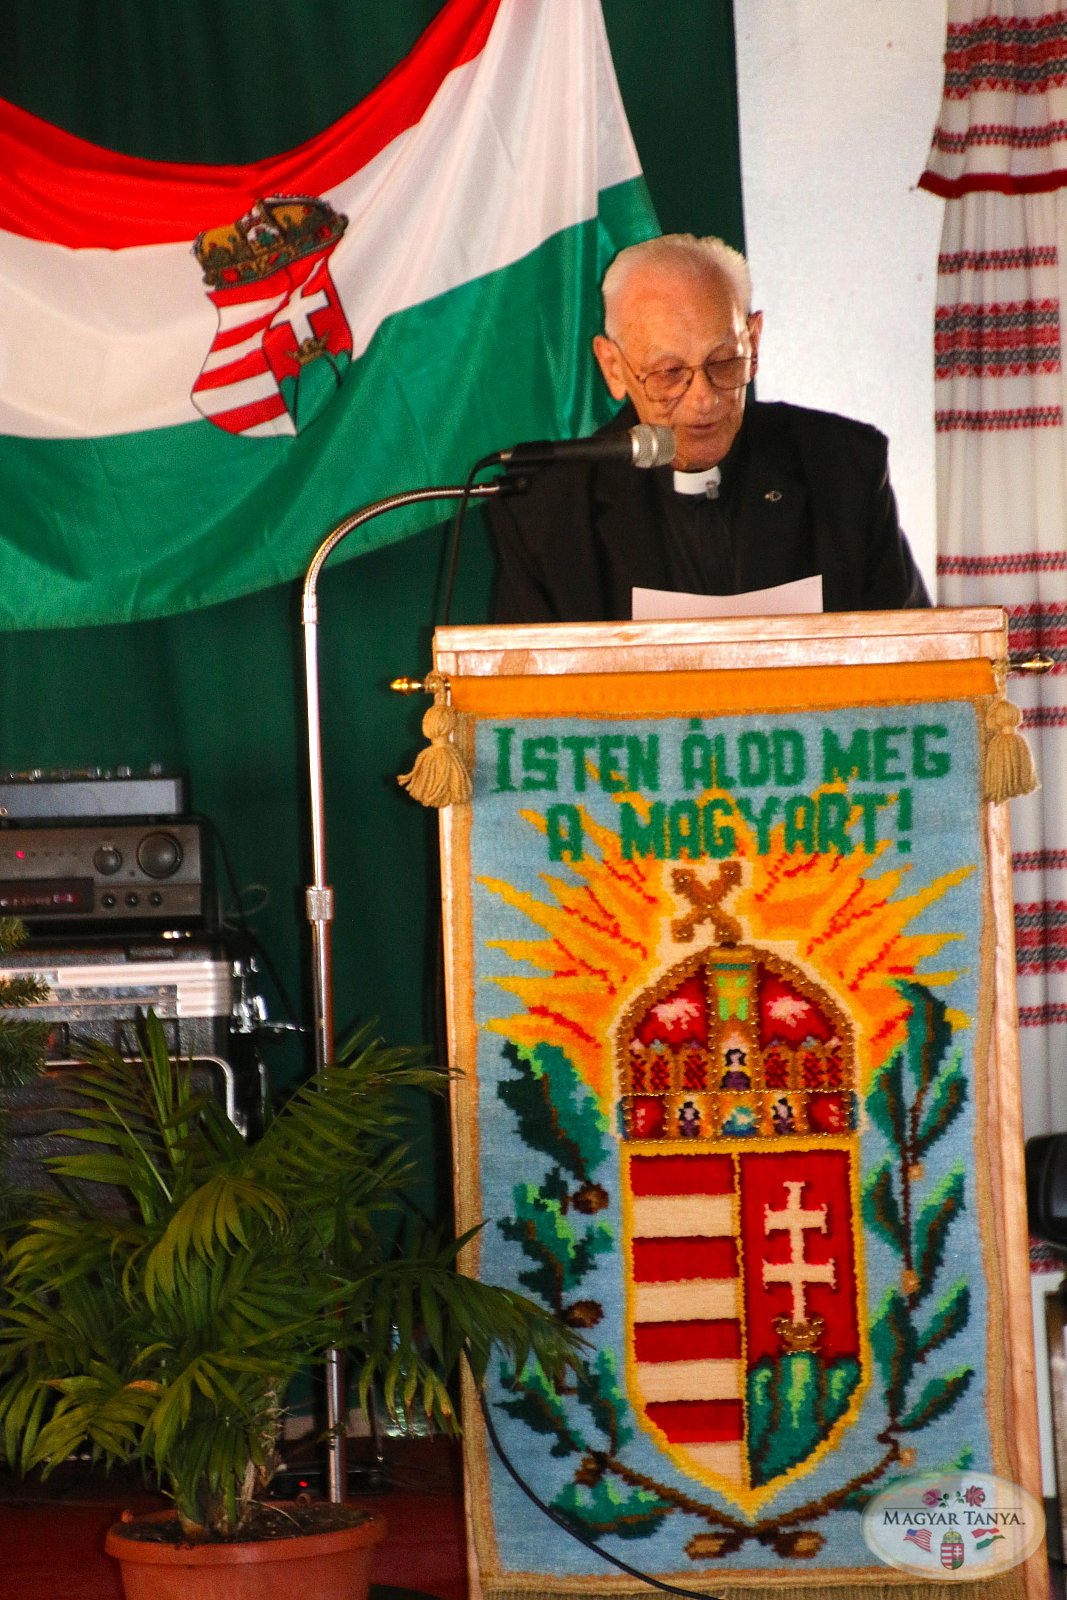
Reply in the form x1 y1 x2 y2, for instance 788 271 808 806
632 424 676 468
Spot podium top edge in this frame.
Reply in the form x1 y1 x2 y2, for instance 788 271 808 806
433 609 1008 674
436 607 1002 644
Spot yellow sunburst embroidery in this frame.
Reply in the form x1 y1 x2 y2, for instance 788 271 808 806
482 786 970 1107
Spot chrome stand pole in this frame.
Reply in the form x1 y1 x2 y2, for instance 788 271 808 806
301 482 500 1501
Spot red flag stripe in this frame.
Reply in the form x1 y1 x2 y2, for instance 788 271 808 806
202 392 290 435
0 0 502 247
632 1237 737 1282
629 1154 734 1196
206 323 277 359
633 1321 742 1362
645 1399 743 1443
192 348 270 394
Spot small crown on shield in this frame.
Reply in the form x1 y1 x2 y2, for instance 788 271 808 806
773 1313 826 1353
194 195 348 289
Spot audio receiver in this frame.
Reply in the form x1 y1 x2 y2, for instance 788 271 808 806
0 821 210 931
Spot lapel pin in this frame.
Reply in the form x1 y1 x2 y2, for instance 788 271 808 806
764 490 783 503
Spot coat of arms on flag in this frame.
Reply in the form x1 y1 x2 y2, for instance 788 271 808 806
192 196 351 437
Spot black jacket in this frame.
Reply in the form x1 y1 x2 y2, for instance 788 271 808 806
491 400 930 622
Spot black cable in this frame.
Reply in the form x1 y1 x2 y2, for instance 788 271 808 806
440 452 528 626
474 1381 727 1600
187 808 301 1026
440 455 492 627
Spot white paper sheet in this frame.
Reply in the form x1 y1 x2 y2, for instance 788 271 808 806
631 574 823 620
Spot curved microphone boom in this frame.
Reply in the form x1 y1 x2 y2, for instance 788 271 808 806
497 423 675 469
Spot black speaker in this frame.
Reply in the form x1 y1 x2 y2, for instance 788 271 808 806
1026 1132 1067 1247
0 1057 240 1214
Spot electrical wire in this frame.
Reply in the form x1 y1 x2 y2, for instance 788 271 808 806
440 454 493 627
475 1382 728 1600
187 808 301 1027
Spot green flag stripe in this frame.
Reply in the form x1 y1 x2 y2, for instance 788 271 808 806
0 179 657 630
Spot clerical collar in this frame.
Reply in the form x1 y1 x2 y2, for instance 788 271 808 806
672 464 721 499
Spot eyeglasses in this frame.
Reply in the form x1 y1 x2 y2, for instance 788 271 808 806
611 336 758 405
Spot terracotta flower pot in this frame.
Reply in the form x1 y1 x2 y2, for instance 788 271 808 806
105 1505 386 1600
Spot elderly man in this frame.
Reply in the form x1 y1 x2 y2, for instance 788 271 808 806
490 233 929 623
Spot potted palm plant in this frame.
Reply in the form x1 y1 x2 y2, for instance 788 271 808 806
0 1013 578 1599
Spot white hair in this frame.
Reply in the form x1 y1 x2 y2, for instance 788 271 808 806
601 234 753 339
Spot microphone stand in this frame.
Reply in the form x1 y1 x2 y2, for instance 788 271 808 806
300 481 502 1502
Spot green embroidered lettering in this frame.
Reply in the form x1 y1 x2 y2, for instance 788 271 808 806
702 797 736 858
817 791 852 853
681 719 712 790
772 728 806 785
822 727 870 782
897 787 913 852
851 791 889 852
620 801 666 859
783 795 816 853
748 795 781 853
521 736 558 791
709 732 735 786
668 799 702 859
559 735 596 792
546 804 583 861
597 735 626 793
913 723 950 778
492 726 517 793
873 726 907 781
626 734 660 792
738 731 770 787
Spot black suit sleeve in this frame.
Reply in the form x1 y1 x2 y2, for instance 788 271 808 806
859 438 930 610
489 484 565 623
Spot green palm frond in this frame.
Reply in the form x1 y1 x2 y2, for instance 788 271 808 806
0 1012 581 1537
0 918 48 1221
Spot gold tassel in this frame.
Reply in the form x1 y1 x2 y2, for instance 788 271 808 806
983 681 1038 805
398 672 472 808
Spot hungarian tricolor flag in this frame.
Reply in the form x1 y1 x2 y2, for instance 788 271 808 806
0 0 656 629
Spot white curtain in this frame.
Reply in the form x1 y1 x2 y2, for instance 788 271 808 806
922 2 1067 1136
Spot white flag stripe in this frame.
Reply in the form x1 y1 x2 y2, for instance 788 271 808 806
240 411 297 439
211 294 286 338
631 1194 733 1238
680 1442 744 1480
192 370 282 417
635 1359 741 1403
199 316 277 367
0 0 640 439
633 1282 739 1324
194 346 270 391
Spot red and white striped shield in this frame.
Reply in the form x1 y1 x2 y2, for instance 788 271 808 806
191 196 352 437
619 944 868 1511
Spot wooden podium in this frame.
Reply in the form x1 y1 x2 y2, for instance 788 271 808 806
432 609 1045 1600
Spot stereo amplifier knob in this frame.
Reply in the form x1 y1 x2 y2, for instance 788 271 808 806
137 831 183 879
93 845 123 875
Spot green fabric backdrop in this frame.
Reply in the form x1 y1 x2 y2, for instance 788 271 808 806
0 1 743 1207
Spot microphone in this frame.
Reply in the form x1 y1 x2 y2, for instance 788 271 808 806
497 423 675 470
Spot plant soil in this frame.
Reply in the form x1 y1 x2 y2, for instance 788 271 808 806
115 1500 375 1545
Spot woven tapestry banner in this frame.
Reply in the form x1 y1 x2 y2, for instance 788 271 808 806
439 620 1042 1600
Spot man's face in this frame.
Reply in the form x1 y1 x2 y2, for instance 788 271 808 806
592 263 762 471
